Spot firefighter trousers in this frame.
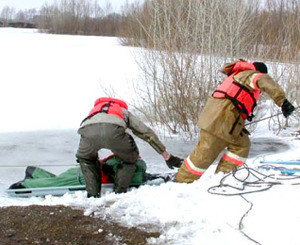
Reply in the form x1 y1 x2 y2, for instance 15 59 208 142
175 129 250 183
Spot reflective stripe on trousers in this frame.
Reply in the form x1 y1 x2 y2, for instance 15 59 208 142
221 150 246 167
184 155 207 176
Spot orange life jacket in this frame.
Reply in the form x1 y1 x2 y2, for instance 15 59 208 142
81 98 128 124
212 61 262 120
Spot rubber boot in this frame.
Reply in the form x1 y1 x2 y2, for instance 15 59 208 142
79 161 101 198
114 163 136 194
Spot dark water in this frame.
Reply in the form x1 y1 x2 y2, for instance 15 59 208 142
249 137 289 157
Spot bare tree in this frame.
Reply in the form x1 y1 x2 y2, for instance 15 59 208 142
37 0 108 35
0 6 15 26
120 0 300 137
123 0 258 137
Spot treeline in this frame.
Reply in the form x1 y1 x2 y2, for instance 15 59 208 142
37 0 123 36
121 0 300 62
1 0 300 61
0 0 126 36
0 6 37 27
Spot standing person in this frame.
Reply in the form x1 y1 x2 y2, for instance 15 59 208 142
175 60 295 183
76 97 182 197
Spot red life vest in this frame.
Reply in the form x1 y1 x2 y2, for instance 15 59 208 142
213 62 262 120
100 154 116 183
81 98 128 124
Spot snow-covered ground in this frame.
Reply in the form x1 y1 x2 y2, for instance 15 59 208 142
1 28 300 245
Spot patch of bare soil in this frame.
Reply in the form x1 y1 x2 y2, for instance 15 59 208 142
0 205 160 245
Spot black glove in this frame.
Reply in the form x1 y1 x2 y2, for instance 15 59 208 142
166 155 183 169
281 99 295 118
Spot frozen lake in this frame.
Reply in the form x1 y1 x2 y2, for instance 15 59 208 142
0 129 289 190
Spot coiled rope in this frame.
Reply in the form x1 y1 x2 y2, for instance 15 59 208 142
208 163 300 245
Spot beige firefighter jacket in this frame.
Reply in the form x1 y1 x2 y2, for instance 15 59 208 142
80 108 166 154
198 61 286 143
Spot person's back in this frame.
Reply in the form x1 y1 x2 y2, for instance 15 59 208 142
76 97 182 197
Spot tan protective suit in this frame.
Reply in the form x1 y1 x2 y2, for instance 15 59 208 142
175 61 286 183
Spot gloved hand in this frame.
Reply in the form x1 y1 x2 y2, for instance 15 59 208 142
166 155 183 169
281 99 295 118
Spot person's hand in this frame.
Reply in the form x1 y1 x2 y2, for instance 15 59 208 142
166 155 183 169
281 99 295 118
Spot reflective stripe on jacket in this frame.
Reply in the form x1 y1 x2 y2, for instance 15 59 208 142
213 62 262 119
198 61 286 143
213 73 262 119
